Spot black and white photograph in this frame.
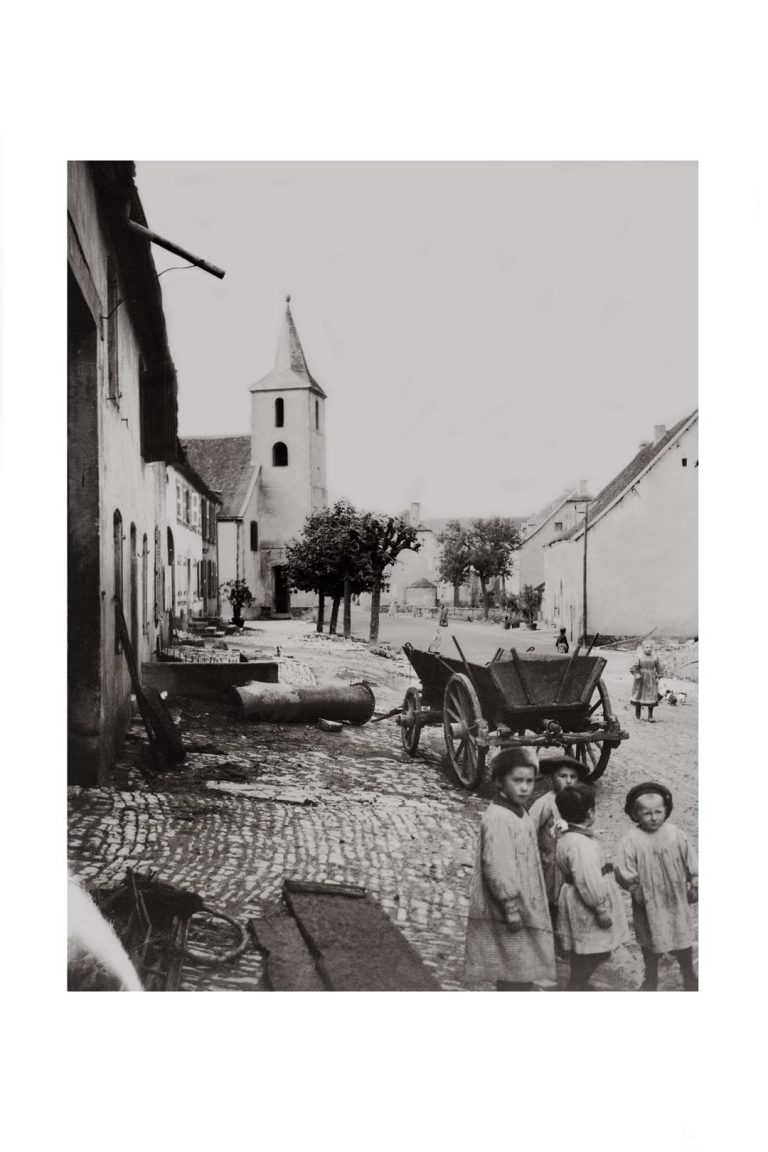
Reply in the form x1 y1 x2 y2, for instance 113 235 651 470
67 160 698 993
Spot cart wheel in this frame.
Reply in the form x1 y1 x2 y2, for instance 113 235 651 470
578 678 622 782
443 673 486 790
400 687 422 756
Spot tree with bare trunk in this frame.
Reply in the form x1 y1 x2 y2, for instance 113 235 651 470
286 501 371 635
438 518 520 620
351 513 421 644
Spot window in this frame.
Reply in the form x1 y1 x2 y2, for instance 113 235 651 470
154 526 163 622
107 261 119 403
192 492 200 531
682 458 688 467
250 520 259 551
315 399 319 430
184 487 191 525
275 397 284 427
176 481 182 522
554 521 563 532
201 499 208 539
273 441 288 466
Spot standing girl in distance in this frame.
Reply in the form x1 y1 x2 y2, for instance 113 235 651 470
630 639 664 721
465 748 555 991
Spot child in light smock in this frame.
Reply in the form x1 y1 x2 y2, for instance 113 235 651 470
630 640 664 721
528 754 590 919
616 782 698 991
465 748 556 991
555 783 630 990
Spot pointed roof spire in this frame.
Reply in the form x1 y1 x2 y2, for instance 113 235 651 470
250 296 327 397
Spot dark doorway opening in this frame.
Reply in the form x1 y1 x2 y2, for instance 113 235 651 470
273 566 290 614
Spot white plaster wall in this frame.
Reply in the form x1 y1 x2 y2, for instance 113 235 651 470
68 162 169 758
544 425 698 637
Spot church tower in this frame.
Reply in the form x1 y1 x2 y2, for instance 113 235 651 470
250 297 328 613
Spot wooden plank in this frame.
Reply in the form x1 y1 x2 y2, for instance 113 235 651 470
248 915 326 991
284 886 441 991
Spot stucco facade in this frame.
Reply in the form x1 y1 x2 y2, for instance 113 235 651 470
68 161 180 785
517 487 591 593
166 463 220 625
544 416 698 640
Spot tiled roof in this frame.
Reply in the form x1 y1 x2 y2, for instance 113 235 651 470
556 410 698 543
521 489 579 544
423 516 528 535
250 300 327 398
180 436 255 518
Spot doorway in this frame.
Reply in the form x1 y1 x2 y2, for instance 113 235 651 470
273 566 290 614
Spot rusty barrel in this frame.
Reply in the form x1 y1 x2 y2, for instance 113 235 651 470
230 680 376 725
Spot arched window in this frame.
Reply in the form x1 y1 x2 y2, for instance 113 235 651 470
272 441 288 467
275 397 284 427
113 511 123 653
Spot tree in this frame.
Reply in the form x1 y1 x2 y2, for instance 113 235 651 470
437 520 472 606
286 501 371 635
519 583 543 625
352 512 421 643
438 518 520 620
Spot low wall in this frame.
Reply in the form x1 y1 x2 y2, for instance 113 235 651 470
142 660 279 698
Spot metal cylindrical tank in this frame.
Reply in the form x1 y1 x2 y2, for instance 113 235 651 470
230 681 376 725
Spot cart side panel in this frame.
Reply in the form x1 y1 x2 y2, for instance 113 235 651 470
488 654 607 709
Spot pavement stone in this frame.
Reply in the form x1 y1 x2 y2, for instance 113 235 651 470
68 619 697 992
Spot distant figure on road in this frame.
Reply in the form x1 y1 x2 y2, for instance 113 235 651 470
439 604 449 627
389 600 398 617
630 640 664 722
556 627 569 653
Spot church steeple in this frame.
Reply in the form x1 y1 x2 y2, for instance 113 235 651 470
251 296 327 398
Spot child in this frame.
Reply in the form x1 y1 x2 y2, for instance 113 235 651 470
555 627 569 654
616 782 698 991
528 754 590 916
465 748 555 991
630 639 664 721
554 783 630 990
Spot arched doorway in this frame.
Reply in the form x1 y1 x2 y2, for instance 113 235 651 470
113 511 123 654
130 523 138 655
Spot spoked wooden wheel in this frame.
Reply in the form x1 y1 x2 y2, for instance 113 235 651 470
443 673 486 790
567 678 622 783
400 687 422 756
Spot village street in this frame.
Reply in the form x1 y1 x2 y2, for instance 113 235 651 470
67 616 698 992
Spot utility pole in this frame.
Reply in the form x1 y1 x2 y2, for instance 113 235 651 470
582 503 589 646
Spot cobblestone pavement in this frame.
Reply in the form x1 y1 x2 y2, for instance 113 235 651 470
68 620 697 992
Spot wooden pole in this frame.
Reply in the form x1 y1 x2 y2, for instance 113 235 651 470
582 503 589 646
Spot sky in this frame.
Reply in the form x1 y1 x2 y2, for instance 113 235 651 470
135 161 697 520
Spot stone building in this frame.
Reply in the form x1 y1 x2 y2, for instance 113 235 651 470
68 161 181 784
544 413 698 640
184 298 328 619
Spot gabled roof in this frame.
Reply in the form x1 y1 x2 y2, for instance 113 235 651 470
520 488 589 546
181 435 255 518
554 410 698 544
250 298 327 398
423 516 528 536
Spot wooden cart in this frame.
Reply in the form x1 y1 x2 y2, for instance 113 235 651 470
398 643 628 790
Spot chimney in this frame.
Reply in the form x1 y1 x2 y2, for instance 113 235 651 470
639 440 652 450
410 502 421 525
654 424 666 444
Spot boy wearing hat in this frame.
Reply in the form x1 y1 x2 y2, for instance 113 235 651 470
529 754 591 917
616 782 698 990
464 748 556 991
